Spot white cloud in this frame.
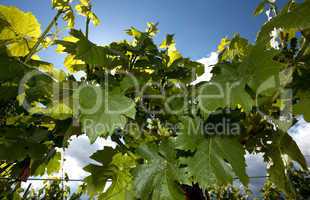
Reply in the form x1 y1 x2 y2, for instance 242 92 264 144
63 135 116 179
197 52 219 67
289 118 310 159
192 52 218 85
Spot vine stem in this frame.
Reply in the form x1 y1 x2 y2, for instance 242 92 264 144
85 16 91 80
297 36 310 59
24 10 63 64
85 17 90 39
22 183 32 199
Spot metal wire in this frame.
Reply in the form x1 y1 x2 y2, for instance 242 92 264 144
0 155 309 182
0 177 84 182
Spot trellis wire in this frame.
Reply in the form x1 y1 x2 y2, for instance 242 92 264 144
1 155 309 183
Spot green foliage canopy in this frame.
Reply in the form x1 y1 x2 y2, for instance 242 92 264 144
0 0 310 199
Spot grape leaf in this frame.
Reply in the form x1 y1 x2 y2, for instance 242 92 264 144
0 53 29 82
280 133 307 170
219 35 250 62
179 135 249 188
265 147 295 197
0 2 309 198
239 44 285 91
0 128 48 161
84 147 117 197
257 1 310 44
146 22 159 37
264 131 306 197
126 26 143 38
29 102 73 120
98 153 136 200
293 91 310 122
160 34 175 49
78 85 136 143
56 35 86 72
32 151 61 176
75 0 100 26
253 1 266 16
198 63 253 114
217 37 230 52
64 54 86 72
0 85 18 101
55 30 120 68
167 46 182 66
133 140 185 200
0 5 41 56
52 0 75 28
84 147 135 199
175 116 204 151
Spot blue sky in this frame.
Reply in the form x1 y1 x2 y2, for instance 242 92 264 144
0 0 287 67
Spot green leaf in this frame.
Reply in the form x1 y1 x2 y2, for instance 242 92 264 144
180 135 249 188
265 147 295 197
98 153 136 200
126 27 143 38
199 81 253 114
146 22 159 37
294 91 310 122
56 36 86 72
257 1 310 44
159 34 183 66
175 116 204 151
0 5 41 56
33 151 61 176
55 30 120 68
46 151 61 174
77 85 136 143
133 140 185 200
219 34 250 62
52 0 75 28
56 36 79 53
160 34 175 49
29 102 73 120
17 70 55 106
264 131 307 197
253 1 266 16
198 63 254 114
7 40 37 57
0 128 48 161
217 37 230 52
168 47 182 66
63 54 86 72
84 147 117 197
75 0 100 26
280 133 307 170
84 148 135 199
239 44 285 91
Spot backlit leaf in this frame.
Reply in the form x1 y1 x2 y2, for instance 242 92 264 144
0 5 41 56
